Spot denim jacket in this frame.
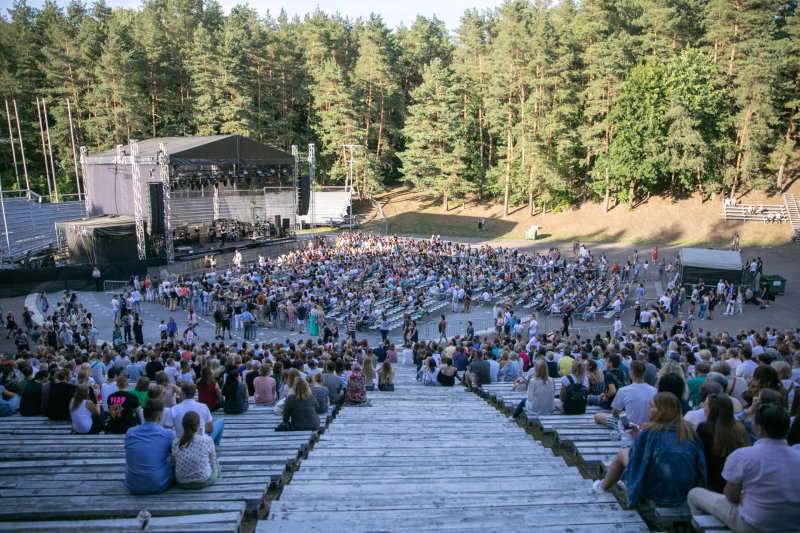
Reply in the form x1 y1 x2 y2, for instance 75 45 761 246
624 425 707 507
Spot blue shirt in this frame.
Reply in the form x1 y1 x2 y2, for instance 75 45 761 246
126 363 143 382
124 422 174 494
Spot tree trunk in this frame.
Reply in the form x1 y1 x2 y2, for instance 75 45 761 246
777 70 798 190
443 194 448 212
604 167 610 213
529 161 536 217
698 166 704 205
670 171 676 200
478 100 485 199
731 96 755 199
504 127 512 217
628 182 635 209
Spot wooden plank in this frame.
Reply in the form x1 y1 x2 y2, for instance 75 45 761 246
0 512 244 533
692 515 733 532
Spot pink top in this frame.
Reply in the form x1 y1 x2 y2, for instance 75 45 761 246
253 376 277 406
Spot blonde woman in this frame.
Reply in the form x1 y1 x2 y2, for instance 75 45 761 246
362 356 376 391
276 378 320 431
155 371 181 408
378 360 395 391
525 359 555 417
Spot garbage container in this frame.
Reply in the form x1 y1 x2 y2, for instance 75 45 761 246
525 226 539 240
760 274 787 296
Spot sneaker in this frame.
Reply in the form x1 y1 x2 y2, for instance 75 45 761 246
592 480 606 493
617 480 627 492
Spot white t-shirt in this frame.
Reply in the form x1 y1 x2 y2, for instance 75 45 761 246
736 359 758 379
170 399 213 438
684 408 707 429
560 374 589 389
611 382 657 426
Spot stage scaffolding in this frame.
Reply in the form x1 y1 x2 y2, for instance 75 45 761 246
81 136 315 264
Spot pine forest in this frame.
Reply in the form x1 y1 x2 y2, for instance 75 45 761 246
1 0 798 215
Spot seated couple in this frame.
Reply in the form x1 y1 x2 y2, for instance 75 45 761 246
125 390 223 494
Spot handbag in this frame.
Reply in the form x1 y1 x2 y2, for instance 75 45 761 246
273 397 286 415
378 382 394 391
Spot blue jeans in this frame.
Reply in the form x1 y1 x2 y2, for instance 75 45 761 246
512 398 527 418
209 419 224 446
588 394 612 409
698 304 707 319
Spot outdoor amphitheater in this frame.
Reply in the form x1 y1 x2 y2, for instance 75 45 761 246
3 0 800 531
0 158 798 531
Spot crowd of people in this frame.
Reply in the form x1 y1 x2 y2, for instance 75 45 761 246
0 232 797 531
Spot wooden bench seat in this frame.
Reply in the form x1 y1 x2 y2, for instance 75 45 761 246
0 409 322 531
0 511 245 533
692 514 734 532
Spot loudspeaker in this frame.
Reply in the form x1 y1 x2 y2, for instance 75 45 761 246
274 215 282 237
148 183 164 235
298 173 310 216
282 218 290 231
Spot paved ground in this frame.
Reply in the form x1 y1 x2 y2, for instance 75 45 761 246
1 238 798 355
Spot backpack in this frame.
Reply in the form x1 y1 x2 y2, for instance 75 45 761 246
563 375 588 414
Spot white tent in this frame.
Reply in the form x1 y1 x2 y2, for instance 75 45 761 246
680 248 743 285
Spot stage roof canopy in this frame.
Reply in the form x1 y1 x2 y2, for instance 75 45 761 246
84 135 295 166
679 248 742 270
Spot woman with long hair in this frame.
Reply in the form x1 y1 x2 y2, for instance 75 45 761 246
196 366 221 412
696 393 750 492
742 365 785 407
422 357 439 386
276 378 320 431
362 356 376 391
594 392 707 507
525 359 555 417
585 358 605 396
70 384 100 434
378 360 395 391
172 411 220 489
222 369 249 414
155 371 181 408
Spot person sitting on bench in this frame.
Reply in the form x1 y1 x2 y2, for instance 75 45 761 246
124 399 174 494
593 392 707 508
688 402 800 532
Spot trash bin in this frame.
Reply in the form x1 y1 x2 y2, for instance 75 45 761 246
525 226 539 240
760 274 787 296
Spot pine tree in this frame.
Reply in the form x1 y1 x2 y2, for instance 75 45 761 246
401 58 466 211
308 59 360 185
353 14 401 196
84 10 148 147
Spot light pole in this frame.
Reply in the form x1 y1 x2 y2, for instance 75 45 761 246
341 144 363 228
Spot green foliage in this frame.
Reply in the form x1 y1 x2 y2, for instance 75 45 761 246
0 0 796 208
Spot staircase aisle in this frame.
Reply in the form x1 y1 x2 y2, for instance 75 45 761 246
784 194 800 242
256 368 649 532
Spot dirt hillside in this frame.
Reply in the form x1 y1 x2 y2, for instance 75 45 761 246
371 181 800 247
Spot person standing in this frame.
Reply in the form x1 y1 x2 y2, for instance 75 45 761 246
438 315 447 343
561 308 573 337
378 313 389 342
92 266 102 291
